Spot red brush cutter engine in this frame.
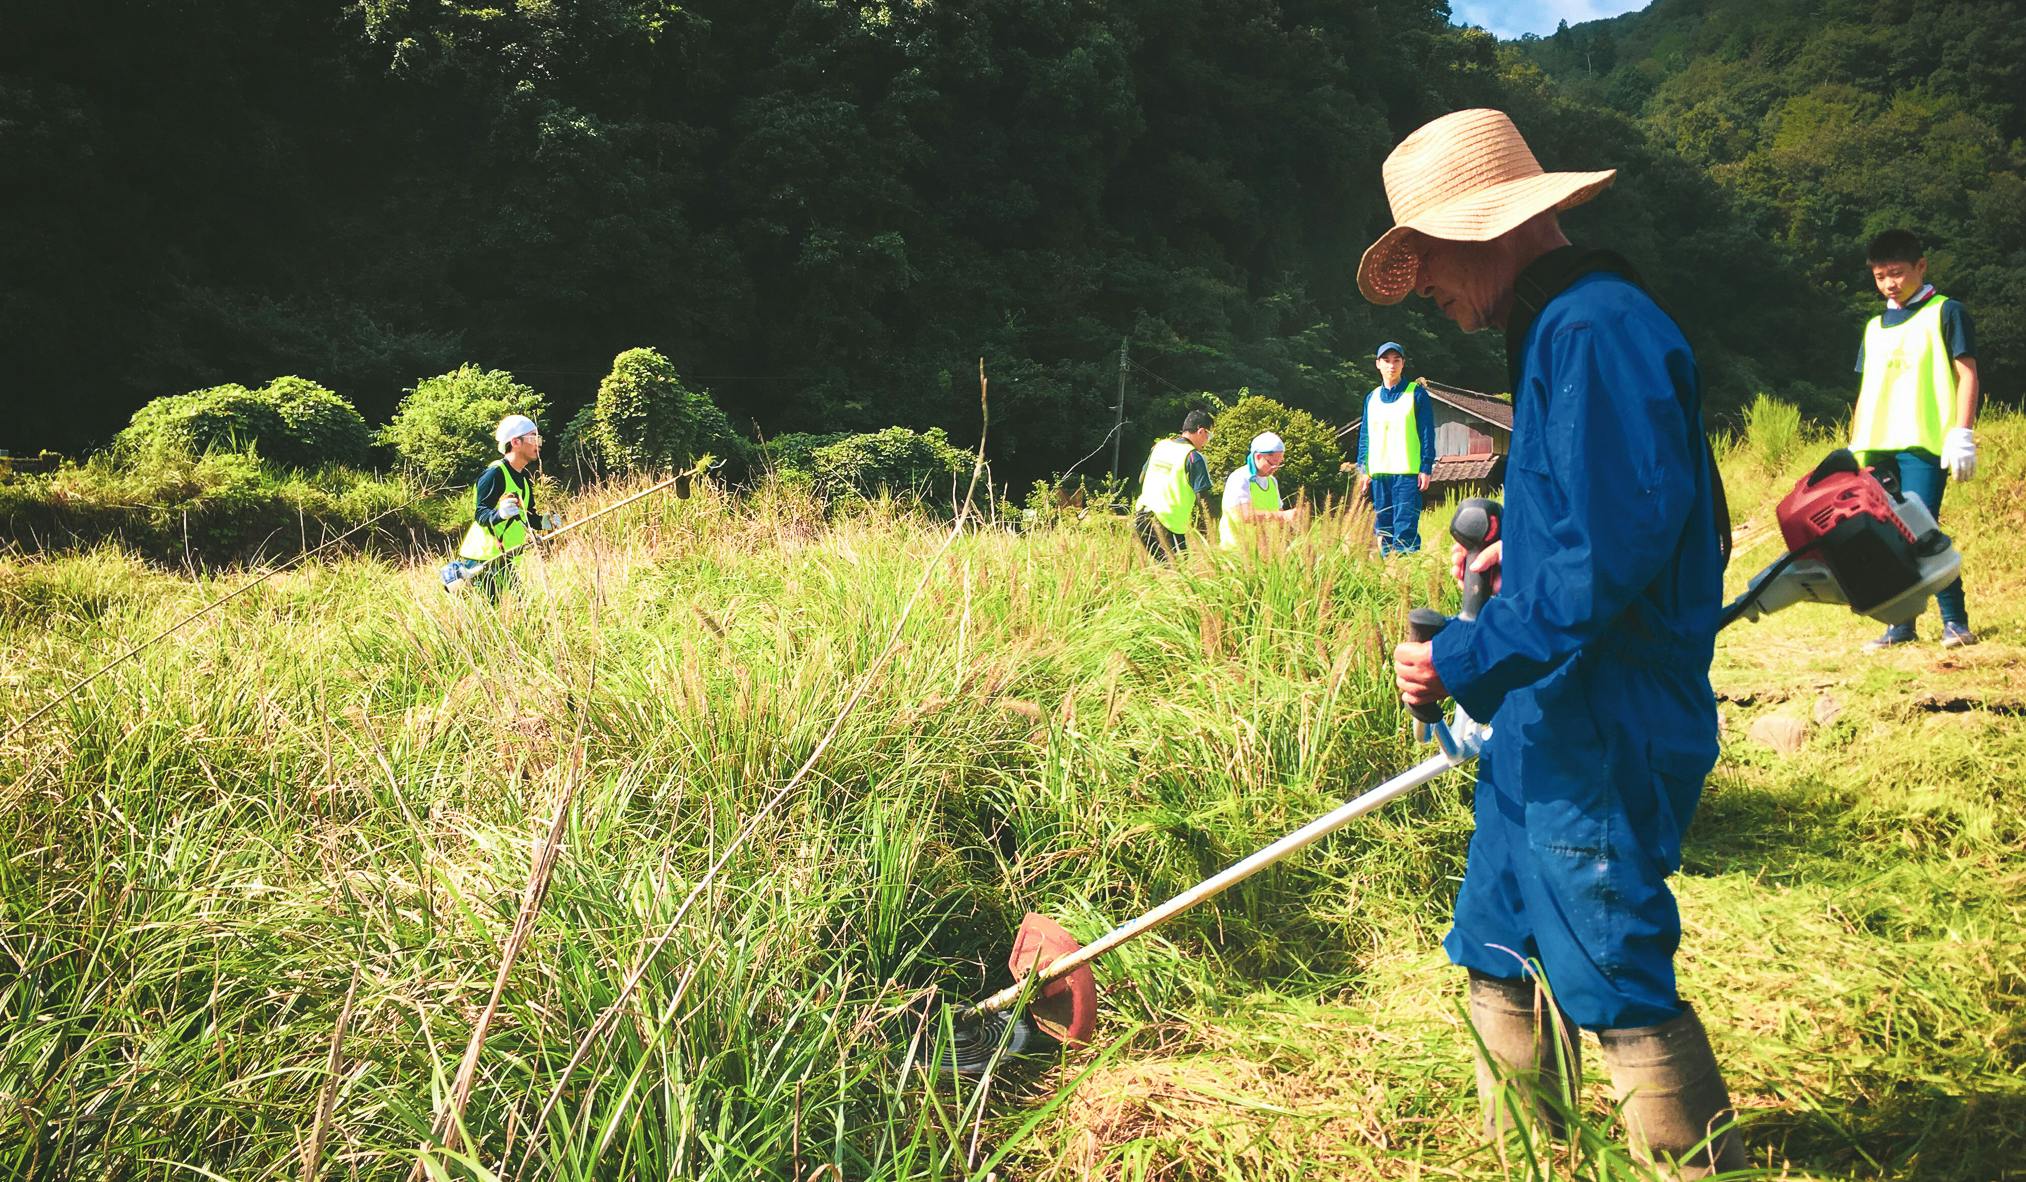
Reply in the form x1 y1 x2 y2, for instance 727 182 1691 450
1725 449 1960 627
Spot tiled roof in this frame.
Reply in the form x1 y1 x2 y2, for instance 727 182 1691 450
1431 454 1504 483
1420 380 1513 429
1336 377 1513 434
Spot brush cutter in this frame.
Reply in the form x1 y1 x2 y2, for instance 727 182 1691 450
933 502 1502 1076
936 455 1963 1075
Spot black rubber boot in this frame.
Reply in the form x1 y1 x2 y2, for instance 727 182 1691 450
1466 970 1581 1141
1598 1004 1747 1177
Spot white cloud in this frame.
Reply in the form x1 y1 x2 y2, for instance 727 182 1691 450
1450 0 1649 40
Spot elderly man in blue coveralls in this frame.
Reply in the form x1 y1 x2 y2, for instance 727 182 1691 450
1364 109 1745 1175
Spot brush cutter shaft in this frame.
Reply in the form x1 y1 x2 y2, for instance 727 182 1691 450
482 474 681 566
969 749 1465 1016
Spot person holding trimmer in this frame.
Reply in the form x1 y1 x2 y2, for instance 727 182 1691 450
1371 110 1745 1175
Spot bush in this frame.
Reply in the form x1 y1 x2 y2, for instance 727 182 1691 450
113 378 372 470
1199 392 1347 504
116 384 288 461
759 432 848 475
378 364 548 486
577 348 740 476
810 427 971 500
260 376 372 467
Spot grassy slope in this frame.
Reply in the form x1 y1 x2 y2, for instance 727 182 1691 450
0 417 2020 1180
1019 417 2026 1180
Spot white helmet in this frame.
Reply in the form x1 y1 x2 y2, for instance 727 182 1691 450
495 414 540 453
1249 431 1286 455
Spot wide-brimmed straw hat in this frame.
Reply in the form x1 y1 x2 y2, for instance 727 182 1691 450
1357 109 1616 305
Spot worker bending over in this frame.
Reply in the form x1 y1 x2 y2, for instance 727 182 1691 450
1132 410 1215 560
1219 431 1302 551
1371 109 1744 1175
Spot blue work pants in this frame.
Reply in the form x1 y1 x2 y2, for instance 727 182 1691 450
1443 653 1715 1031
1370 474 1423 554
1878 448 1969 632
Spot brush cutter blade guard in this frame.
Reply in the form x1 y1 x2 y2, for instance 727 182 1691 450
1008 912 1098 1046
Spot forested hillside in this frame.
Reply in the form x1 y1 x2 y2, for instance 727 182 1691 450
1520 0 2024 406
4 1 1924 477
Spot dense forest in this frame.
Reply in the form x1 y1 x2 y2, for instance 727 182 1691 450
3 0 2014 481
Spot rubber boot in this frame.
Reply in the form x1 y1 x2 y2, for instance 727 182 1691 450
1598 1004 1747 1178
1466 970 1581 1141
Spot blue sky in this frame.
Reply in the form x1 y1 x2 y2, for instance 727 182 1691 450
1450 1 1650 40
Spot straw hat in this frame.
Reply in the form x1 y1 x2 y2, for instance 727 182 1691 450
1357 109 1616 304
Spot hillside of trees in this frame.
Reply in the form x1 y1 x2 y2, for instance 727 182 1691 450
1519 0 2024 408
7 1 1993 481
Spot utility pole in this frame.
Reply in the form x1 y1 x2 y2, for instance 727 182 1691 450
1112 337 1128 477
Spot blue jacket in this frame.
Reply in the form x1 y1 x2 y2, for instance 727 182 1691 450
1430 271 1722 732
1357 381 1436 475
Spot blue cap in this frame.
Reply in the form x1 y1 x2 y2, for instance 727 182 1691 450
1374 341 1405 359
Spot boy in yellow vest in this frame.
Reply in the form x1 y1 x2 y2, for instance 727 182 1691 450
1850 229 1980 649
1131 410 1215 560
443 414 562 598
1357 342 1435 553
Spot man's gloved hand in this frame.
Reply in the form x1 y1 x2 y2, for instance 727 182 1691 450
540 511 564 531
1942 427 1977 482
496 496 522 520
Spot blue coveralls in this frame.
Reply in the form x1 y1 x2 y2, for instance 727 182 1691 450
1429 272 1723 1032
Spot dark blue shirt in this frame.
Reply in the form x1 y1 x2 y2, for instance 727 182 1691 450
1431 272 1722 726
1183 448 1213 497
1357 381 1437 475
1854 288 1975 372
473 460 541 530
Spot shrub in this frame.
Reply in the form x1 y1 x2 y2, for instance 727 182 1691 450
115 384 288 461
579 348 739 476
810 427 970 500
113 378 372 470
1199 392 1347 504
759 432 848 475
260 376 372 467
378 364 548 486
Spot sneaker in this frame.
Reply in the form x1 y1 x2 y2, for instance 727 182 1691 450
1941 622 1979 648
1863 624 1917 652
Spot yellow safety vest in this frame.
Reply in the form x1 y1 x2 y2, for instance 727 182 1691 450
1134 437 1200 533
459 460 535 562
1851 296 1956 457
1218 470 1283 549
1365 382 1423 476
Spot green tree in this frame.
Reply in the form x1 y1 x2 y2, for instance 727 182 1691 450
378 365 548 486
578 348 738 476
1199 393 1347 506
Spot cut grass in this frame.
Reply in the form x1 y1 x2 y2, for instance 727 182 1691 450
1 415 2021 1179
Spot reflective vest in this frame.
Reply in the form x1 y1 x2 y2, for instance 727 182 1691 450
1134 437 1200 533
1365 382 1422 476
1218 470 1283 549
459 460 535 562
1851 296 1956 457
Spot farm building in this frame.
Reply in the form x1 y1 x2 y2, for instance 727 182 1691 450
1340 378 1511 497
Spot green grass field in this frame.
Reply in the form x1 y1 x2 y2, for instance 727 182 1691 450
3 416 2021 1180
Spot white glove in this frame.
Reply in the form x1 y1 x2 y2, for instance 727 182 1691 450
496 497 522 520
1941 427 1976 482
541 511 564 531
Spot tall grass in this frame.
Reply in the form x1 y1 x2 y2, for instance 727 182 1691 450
4 415 2023 1180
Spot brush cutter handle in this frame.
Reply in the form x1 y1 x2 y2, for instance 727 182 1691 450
1450 497 1502 623
1405 608 1451 724
1402 499 1504 724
